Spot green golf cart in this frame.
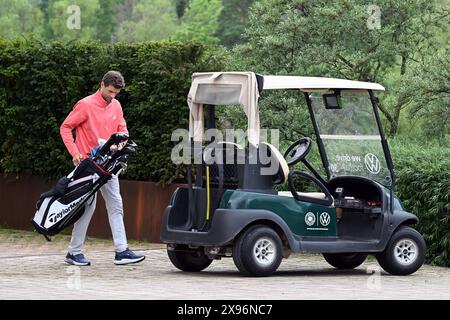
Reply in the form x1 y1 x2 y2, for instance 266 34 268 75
160 72 426 277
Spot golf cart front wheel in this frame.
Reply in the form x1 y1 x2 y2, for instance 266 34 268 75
323 253 368 269
376 226 426 275
233 225 283 277
167 245 213 272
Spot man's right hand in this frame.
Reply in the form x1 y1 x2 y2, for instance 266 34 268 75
72 153 83 166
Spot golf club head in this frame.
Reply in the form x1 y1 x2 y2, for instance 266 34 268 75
95 133 130 159
100 138 137 171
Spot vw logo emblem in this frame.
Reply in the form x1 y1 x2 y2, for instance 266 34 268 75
364 153 381 174
319 212 330 226
305 212 316 226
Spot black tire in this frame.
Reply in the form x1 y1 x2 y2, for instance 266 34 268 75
323 253 368 269
376 226 426 275
232 225 283 277
167 245 213 272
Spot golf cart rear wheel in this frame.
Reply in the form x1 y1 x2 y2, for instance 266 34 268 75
167 245 213 272
233 225 283 277
323 253 368 269
376 226 425 275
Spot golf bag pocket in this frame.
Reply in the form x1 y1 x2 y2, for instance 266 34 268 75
32 159 112 239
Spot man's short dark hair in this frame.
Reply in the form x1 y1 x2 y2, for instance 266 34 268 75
102 71 125 89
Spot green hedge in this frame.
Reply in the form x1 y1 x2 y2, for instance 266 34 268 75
0 39 224 184
390 140 450 267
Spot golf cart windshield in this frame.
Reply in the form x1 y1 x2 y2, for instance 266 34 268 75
309 91 392 186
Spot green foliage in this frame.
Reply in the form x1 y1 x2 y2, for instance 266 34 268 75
96 0 121 43
47 0 101 41
172 0 223 44
400 48 450 140
0 0 44 40
116 0 180 42
234 0 449 138
216 0 255 47
217 87 313 159
0 0 229 46
390 139 450 267
0 39 224 184
175 0 189 18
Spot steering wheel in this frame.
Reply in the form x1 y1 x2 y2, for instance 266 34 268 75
283 137 312 166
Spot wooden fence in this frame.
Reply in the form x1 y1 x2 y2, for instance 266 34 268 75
0 174 180 243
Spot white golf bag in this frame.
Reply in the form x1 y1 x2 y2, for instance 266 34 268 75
32 133 137 240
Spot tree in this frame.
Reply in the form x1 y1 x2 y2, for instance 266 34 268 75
172 0 223 44
1 0 123 43
216 0 255 47
95 0 121 43
47 0 100 41
401 48 450 140
114 0 136 24
38 0 54 40
234 0 449 137
0 0 44 40
116 0 179 42
175 0 189 18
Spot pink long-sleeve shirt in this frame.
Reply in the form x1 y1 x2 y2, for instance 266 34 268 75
60 90 128 158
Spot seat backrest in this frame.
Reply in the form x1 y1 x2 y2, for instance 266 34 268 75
203 141 244 163
203 141 245 189
259 142 289 184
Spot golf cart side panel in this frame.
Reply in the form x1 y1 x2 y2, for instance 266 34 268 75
298 237 392 253
220 190 338 238
384 189 419 235
390 210 419 229
160 206 301 250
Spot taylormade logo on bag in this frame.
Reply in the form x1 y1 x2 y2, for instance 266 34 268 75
48 197 84 224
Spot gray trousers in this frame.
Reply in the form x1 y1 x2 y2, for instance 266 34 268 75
68 175 128 254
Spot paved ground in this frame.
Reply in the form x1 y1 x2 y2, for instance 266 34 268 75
1 228 449 300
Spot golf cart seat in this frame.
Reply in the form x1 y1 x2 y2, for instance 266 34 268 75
278 191 328 200
260 142 289 184
203 141 245 189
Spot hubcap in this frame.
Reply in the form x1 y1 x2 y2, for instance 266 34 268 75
394 239 418 265
253 238 276 266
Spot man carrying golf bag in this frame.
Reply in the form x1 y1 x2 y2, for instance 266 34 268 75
54 71 144 266
33 133 135 239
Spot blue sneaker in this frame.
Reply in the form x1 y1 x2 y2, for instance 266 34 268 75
114 248 145 265
65 253 91 266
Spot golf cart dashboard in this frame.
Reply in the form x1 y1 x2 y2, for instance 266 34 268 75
334 197 382 214
328 176 383 214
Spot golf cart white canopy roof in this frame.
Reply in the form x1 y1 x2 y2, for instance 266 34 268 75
263 75 385 91
188 72 385 145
